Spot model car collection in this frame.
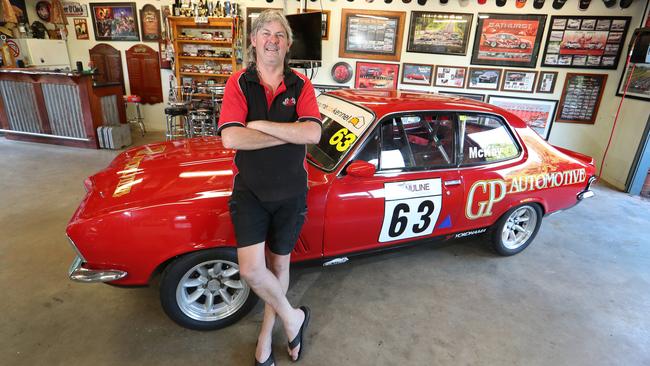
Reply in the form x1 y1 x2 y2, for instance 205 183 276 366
67 90 596 331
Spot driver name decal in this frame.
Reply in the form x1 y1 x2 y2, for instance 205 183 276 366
379 178 443 243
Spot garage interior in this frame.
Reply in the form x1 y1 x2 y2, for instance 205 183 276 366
2 0 650 365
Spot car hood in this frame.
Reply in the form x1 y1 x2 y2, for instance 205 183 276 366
80 137 235 217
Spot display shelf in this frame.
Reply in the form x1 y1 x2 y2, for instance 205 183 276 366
178 56 232 61
177 39 232 45
180 72 232 77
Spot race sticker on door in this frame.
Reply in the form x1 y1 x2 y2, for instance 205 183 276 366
379 178 443 243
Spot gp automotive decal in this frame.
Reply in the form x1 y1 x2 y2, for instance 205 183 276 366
113 146 166 197
379 178 442 243
465 168 587 220
317 95 373 154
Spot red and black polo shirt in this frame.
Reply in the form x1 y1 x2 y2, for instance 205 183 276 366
218 66 322 202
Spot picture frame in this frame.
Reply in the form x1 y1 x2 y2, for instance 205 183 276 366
73 18 89 40
471 13 546 68
501 69 538 93
557 73 607 124
401 63 433 86
90 2 140 42
339 9 406 62
406 11 473 56
434 65 467 88
440 91 486 102
62 2 88 17
140 4 161 42
541 16 631 69
355 62 400 90
536 71 559 94
487 95 557 140
467 67 502 90
616 63 650 101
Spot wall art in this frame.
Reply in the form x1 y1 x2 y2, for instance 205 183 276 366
467 67 502 90
501 69 537 93
434 65 467 88
557 73 607 124
401 63 433 86
90 3 140 41
406 11 473 56
488 95 557 140
355 61 400 89
340 9 406 62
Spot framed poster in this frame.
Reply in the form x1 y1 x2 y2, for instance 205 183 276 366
401 63 433 86
501 69 537 93
434 65 467 88
542 16 631 69
557 73 607 124
471 13 546 68
441 91 486 102
616 63 650 101
339 9 406 62
355 62 399 89
467 67 502 90
90 3 140 41
62 2 88 17
537 71 559 94
73 18 89 40
140 4 161 42
406 11 473 56
487 95 557 140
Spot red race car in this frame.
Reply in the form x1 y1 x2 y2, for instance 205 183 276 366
483 33 533 49
67 90 596 330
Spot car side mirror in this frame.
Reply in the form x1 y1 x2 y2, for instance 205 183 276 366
346 160 376 178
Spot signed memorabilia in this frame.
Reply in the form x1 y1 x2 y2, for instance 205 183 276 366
557 73 607 124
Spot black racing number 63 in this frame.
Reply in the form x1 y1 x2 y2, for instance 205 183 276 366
388 200 436 238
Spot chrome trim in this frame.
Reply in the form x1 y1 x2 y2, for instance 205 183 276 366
0 129 91 141
66 235 86 262
68 255 128 282
444 179 462 186
323 257 349 266
577 190 594 200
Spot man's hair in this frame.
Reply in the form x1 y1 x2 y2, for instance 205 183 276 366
247 10 293 68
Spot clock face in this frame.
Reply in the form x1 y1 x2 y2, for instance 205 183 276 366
36 1 52 22
332 62 353 84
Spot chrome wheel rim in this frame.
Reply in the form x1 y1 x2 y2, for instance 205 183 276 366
176 260 249 322
501 206 537 250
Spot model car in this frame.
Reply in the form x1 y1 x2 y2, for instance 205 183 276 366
66 90 596 331
483 33 532 49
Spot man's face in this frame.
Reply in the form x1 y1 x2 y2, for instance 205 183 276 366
251 20 291 67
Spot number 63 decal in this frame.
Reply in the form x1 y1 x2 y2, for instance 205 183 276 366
329 127 357 152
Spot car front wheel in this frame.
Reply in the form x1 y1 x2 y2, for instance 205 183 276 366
160 248 258 330
491 204 542 256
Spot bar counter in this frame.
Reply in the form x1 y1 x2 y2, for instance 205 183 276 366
0 68 126 149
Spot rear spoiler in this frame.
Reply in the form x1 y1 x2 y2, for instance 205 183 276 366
552 145 595 167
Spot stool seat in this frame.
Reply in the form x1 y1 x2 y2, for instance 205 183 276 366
192 108 214 114
165 106 189 116
123 95 142 103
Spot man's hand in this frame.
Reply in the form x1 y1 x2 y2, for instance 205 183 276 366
247 120 321 145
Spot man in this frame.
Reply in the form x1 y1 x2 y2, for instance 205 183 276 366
217 10 322 366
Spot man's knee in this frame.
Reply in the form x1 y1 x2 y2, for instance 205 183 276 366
268 254 291 275
239 264 265 287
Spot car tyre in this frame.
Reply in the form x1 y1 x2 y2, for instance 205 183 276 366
160 247 258 330
491 204 542 256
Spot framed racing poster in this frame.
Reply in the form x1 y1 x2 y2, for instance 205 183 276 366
467 67 502 90
616 63 650 101
536 71 559 94
440 91 486 102
487 95 557 140
434 65 467 88
406 11 473 56
401 63 433 86
541 16 631 69
340 9 406 62
501 69 537 93
471 13 546 68
355 62 400 90
557 73 607 124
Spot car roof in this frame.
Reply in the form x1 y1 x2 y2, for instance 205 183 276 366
325 89 526 128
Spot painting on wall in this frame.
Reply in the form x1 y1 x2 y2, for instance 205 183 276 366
90 3 140 41
488 96 557 140
406 11 473 56
340 9 406 62
355 62 399 89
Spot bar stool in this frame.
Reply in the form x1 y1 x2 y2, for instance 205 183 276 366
123 95 146 137
165 86 192 140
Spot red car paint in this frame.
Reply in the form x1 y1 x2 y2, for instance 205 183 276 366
66 89 596 286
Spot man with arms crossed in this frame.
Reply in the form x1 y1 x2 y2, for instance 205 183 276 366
217 10 322 366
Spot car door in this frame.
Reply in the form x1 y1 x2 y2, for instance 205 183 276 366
323 112 464 258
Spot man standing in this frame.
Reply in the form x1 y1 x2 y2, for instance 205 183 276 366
217 10 322 366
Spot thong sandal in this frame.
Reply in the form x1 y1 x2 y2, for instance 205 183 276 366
288 306 311 362
254 351 275 366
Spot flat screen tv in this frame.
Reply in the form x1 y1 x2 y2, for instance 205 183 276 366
286 12 322 63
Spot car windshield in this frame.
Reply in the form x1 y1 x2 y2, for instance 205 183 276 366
307 94 375 171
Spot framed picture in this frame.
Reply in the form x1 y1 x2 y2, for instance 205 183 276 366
73 18 89 40
537 71 559 94
616 63 650 101
501 70 538 93
542 16 631 69
62 2 88 17
434 65 467 88
339 9 406 62
90 3 140 41
441 91 486 102
487 95 557 140
467 67 502 90
355 62 400 89
557 73 607 124
331 62 353 84
471 13 546 68
401 63 433 86
246 7 282 50
140 4 161 42
406 11 473 56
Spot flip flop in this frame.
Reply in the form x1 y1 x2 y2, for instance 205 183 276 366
288 306 311 362
254 351 275 366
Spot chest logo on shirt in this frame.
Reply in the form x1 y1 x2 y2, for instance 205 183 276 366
282 97 296 107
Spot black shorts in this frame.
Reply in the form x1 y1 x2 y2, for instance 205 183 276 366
228 190 307 255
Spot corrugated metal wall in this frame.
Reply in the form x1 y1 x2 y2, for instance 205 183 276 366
42 84 86 138
0 80 42 134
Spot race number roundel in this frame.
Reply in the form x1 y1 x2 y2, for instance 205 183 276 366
379 178 443 243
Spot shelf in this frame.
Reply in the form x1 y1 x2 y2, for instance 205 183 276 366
178 56 232 61
177 39 232 45
168 16 234 27
180 72 232 77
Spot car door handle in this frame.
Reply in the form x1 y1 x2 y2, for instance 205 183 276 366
444 179 461 186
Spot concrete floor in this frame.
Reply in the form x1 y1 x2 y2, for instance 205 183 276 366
1 132 649 366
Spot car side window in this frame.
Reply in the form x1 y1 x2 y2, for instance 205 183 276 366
459 114 520 165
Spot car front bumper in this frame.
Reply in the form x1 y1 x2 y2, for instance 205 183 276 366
68 255 128 282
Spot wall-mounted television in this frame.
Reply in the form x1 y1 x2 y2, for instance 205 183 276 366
286 12 322 66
